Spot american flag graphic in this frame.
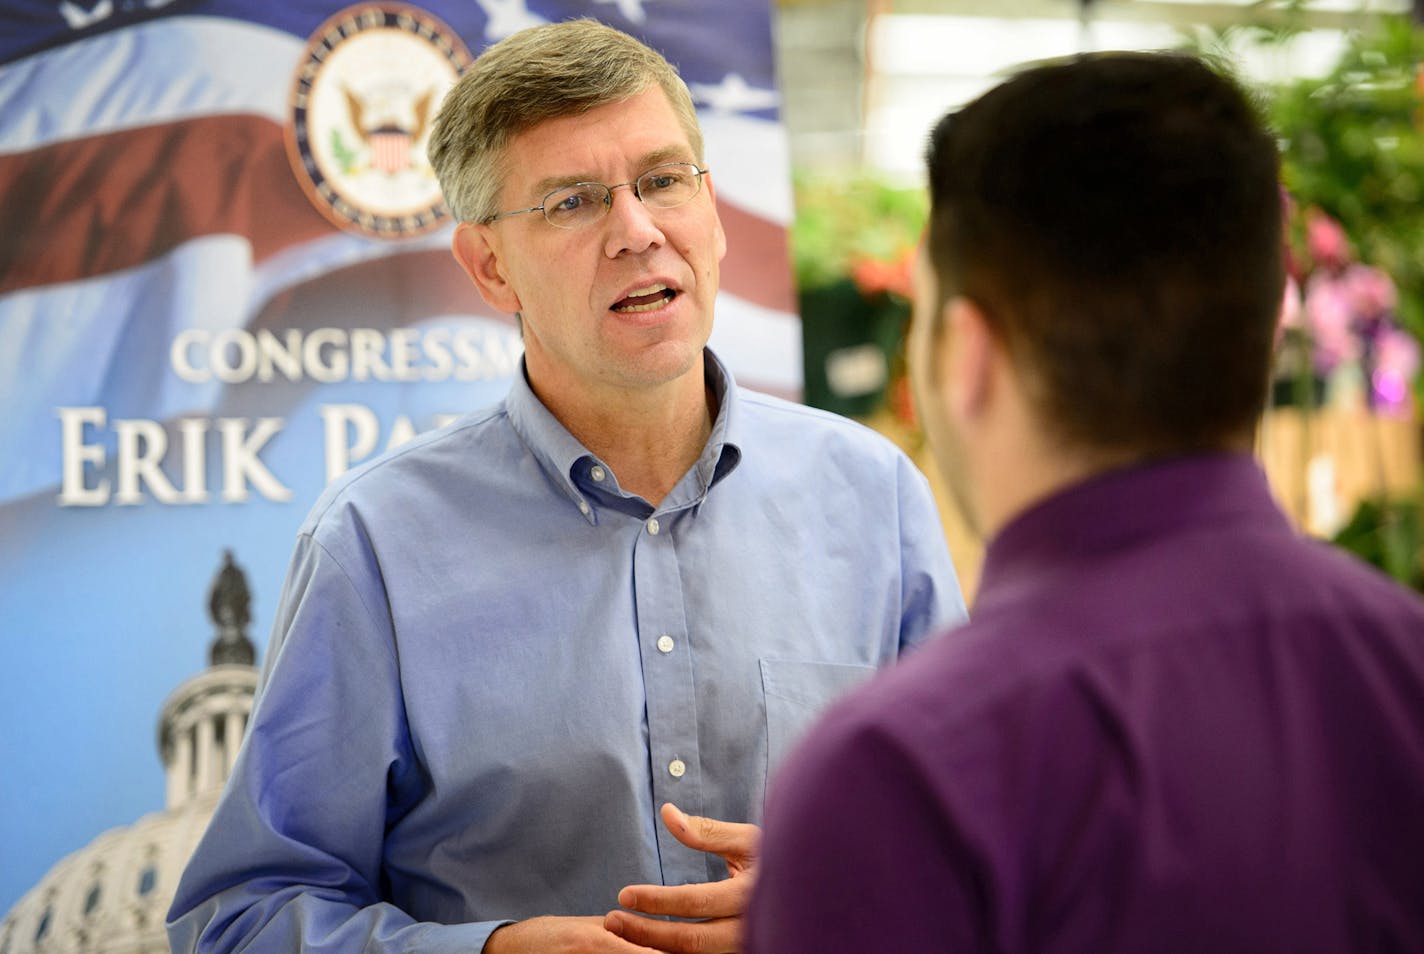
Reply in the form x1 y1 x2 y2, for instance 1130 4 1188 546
368 129 413 175
0 0 796 916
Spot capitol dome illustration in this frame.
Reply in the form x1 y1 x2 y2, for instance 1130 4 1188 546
0 552 260 954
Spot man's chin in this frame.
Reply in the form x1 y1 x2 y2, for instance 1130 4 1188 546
605 338 706 391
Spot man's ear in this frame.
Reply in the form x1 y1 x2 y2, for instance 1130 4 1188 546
452 221 522 314
944 296 995 424
703 172 727 263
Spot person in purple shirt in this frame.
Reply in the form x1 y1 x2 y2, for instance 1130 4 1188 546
745 52 1424 953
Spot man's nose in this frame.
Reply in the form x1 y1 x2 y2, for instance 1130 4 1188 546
603 184 664 257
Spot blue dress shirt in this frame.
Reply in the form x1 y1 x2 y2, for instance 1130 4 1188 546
167 350 964 952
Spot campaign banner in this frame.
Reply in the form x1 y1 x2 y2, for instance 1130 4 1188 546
0 0 796 916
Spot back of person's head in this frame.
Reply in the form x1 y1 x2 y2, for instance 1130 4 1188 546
428 18 703 226
924 52 1284 455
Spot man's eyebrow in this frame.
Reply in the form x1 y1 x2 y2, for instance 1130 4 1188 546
635 145 696 170
529 172 593 200
526 147 698 200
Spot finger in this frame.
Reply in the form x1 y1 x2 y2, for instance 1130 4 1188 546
659 803 760 861
486 916 670 954
610 935 674 954
617 875 747 920
585 919 670 954
604 909 738 954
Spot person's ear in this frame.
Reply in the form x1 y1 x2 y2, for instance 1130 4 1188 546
702 171 727 263
945 296 995 424
452 222 522 314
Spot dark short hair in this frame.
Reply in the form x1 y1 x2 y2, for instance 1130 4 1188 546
924 52 1284 454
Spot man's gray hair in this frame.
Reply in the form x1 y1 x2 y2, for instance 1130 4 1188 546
428 18 704 224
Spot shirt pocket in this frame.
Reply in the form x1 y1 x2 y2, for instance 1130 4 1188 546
759 658 875 779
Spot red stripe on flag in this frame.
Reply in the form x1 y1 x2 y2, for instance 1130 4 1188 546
719 201 795 314
250 248 487 335
0 114 797 314
0 114 338 293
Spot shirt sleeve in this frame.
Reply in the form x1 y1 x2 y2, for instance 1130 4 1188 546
165 531 510 953
894 452 968 652
744 708 985 954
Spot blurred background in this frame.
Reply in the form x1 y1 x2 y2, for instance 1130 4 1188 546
775 0 1424 599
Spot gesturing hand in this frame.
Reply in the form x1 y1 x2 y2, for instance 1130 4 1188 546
603 803 761 954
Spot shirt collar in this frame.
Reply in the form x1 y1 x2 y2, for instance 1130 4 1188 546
696 348 744 497
503 348 744 523
978 452 1293 600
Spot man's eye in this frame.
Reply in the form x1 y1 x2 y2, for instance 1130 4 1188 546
551 193 586 213
645 172 690 193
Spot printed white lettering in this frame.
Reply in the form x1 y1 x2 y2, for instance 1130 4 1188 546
256 329 304 383
115 418 181 504
212 329 257 384
421 328 454 381
167 326 522 385
59 412 287 506
320 404 381 483
178 418 211 503
388 329 421 382
386 414 418 450
170 330 210 383
57 407 109 506
305 328 349 383
350 328 391 381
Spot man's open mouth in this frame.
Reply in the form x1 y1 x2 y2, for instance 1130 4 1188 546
612 284 677 314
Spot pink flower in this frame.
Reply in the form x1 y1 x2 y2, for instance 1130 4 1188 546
1305 208 1351 269
1373 327 1421 415
1303 273 1360 372
1343 264 1397 318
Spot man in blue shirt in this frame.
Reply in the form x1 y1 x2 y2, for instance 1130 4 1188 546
746 52 1424 952
167 19 963 954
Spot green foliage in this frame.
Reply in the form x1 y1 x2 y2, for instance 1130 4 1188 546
1189 14 1424 592
1183 16 1424 351
790 173 926 290
1271 17 1424 339
1332 496 1424 589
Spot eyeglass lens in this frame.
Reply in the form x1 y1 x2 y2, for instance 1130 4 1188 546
542 163 702 229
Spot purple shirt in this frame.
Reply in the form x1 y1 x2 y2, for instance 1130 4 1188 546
747 454 1424 953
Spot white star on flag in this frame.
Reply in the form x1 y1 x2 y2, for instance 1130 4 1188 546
689 74 781 115
594 0 650 24
474 0 547 40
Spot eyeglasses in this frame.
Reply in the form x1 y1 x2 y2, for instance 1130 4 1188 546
482 162 709 230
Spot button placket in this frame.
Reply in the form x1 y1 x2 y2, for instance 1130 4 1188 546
631 510 704 884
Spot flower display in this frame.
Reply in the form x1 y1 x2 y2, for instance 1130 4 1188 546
1283 206 1420 417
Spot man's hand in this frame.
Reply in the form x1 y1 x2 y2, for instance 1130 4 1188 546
603 803 761 954
484 916 667 953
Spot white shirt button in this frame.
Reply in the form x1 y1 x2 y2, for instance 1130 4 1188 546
646 518 660 535
590 465 606 482
577 500 590 515
668 759 686 778
657 635 675 654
